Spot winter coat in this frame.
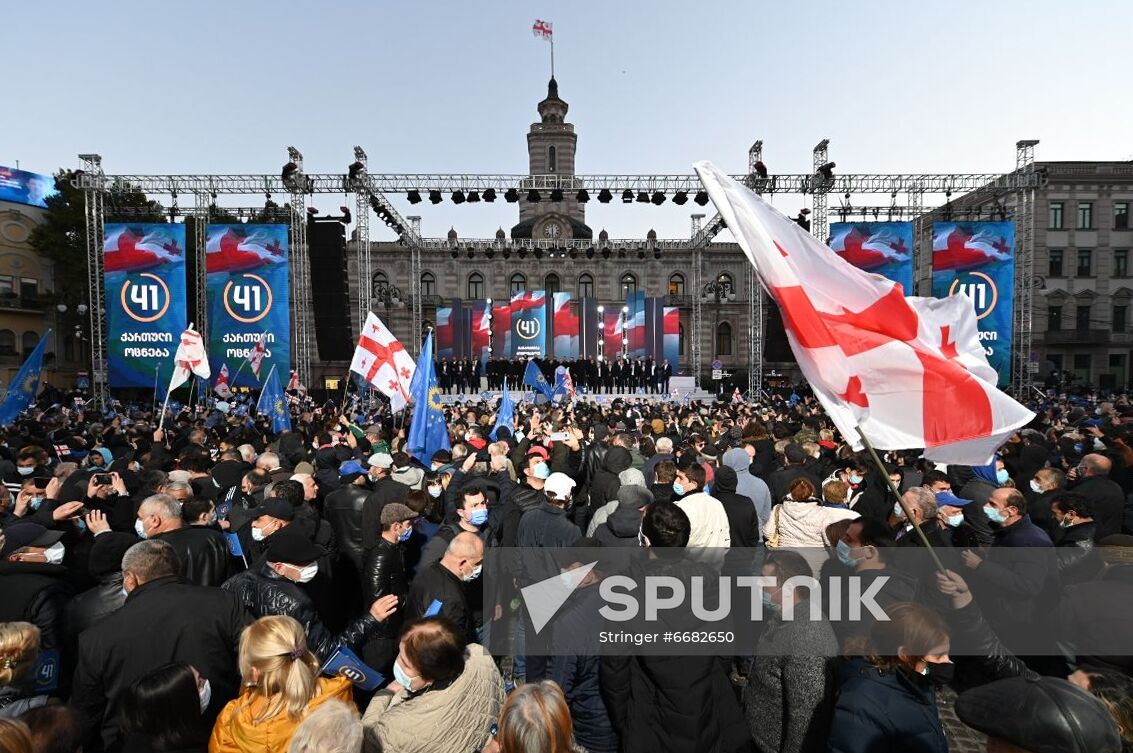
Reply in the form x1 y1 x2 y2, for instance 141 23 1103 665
517 502 581 548
589 448 633 509
1070 475 1126 539
152 525 231 587
642 452 673 488
0 561 70 652
675 492 732 548
402 561 473 641
66 571 127 642
766 466 821 507
362 538 409 637
0 685 49 718
712 466 760 548
323 484 368 573
361 477 412 550
1053 521 1104 584
763 501 857 548
1056 564 1133 676
361 645 504 753
744 606 837 753
72 575 247 752
722 448 773 530
208 675 353 753
827 658 947 753
221 563 376 662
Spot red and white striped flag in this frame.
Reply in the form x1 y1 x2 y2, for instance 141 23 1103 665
248 334 268 381
350 312 416 412
214 362 232 399
286 370 306 394
168 327 210 394
532 19 552 40
694 161 1033 465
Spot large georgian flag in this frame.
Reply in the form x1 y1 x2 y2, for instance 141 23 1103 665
694 162 1033 464
350 312 416 412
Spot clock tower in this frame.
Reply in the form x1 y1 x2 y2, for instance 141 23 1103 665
511 78 592 240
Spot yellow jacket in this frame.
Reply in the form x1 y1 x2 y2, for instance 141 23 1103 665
209 675 354 753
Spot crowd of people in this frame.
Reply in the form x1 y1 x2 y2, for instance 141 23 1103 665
0 384 1132 753
443 357 674 395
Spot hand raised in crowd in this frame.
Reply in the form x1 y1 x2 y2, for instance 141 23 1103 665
85 475 108 500
462 453 478 473
51 500 85 522
153 428 165 444
13 488 32 517
368 593 399 622
935 569 973 609
960 549 984 570
110 472 128 497
44 476 61 500
85 508 111 536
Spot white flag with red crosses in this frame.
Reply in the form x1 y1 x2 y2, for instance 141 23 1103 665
694 161 1033 465
350 312 416 412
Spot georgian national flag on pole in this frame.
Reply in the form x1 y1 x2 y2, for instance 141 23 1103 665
248 334 268 381
168 327 211 394
694 162 1033 465
286 370 306 394
350 312 416 413
214 363 232 399
532 19 552 39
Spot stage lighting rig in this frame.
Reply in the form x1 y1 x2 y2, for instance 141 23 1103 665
306 206 319 217
429 190 443 204
452 190 466 204
281 162 299 182
550 188 563 202
339 206 352 224
753 160 768 180
651 191 665 205
576 189 590 203
407 190 422 204
483 188 497 202
598 189 613 203
347 161 365 182
505 188 519 202
528 189 541 202
636 191 649 204
621 189 634 203
673 191 688 205
467 191 480 203
694 191 709 206
794 208 811 231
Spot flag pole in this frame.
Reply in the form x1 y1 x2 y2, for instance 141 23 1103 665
256 364 278 415
151 365 160 416
854 426 946 573
550 33 555 78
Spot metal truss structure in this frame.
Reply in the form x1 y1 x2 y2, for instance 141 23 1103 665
74 141 1045 401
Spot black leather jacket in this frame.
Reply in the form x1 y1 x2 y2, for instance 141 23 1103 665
67 573 127 643
362 538 409 638
324 484 368 573
221 562 376 661
152 526 231 587
1054 521 1103 584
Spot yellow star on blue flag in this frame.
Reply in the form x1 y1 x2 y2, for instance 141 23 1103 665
0 331 50 426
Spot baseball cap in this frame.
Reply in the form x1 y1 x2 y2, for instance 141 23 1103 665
338 460 366 477
0 523 64 559
544 472 576 501
254 498 296 522
528 446 550 461
368 452 394 469
935 491 972 508
262 526 324 566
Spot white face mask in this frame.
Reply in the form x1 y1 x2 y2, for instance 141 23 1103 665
251 525 267 542
134 519 148 539
43 541 65 565
428 485 443 499
294 562 318 583
16 467 35 476
1029 479 1044 494
198 678 212 713
463 563 482 582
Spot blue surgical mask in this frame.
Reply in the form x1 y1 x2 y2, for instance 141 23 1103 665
835 539 858 568
849 474 863 486
392 659 415 691
29 497 43 511
533 462 551 480
945 513 964 528
983 504 1007 524
761 589 780 614
427 485 443 498
893 503 906 520
468 508 489 527
672 482 686 497
996 468 1010 484
704 485 712 495
398 527 412 543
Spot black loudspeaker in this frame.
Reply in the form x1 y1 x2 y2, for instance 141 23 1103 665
763 303 795 363
307 220 354 361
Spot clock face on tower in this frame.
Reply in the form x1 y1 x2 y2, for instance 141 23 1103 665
543 221 562 239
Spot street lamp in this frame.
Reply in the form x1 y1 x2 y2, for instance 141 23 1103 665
56 303 89 366
702 274 737 360
372 282 404 309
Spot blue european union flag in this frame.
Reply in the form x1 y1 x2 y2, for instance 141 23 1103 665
490 378 514 441
224 532 244 557
321 645 385 691
523 360 554 400
256 367 291 433
0 330 50 426
406 333 451 462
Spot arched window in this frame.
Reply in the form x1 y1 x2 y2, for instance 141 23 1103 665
578 273 594 299
0 330 14 355
545 273 561 296
420 271 436 298
510 273 527 296
548 145 557 174
21 331 38 354
467 272 484 300
669 273 685 296
716 322 733 357
678 323 686 356
371 271 389 297
620 272 637 298
717 272 734 296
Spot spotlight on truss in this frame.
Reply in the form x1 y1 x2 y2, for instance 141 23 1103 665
347 161 365 181
636 191 649 204
527 189 541 202
451 190 466 204
598 189 613 203
673 191 688 205
467 191 480 203
651 191 665 205
505 188 519 203
429 190 442 204
483 188 497 202
576 189 590 203
694 191 709 206
622 189 634 204
407 190 422 204
339 206 352 224
550 188 563 202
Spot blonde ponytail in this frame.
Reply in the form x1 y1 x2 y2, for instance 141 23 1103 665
237 616 320 723
0 622 40 686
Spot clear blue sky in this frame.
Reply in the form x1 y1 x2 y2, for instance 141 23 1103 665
7 0 1130 241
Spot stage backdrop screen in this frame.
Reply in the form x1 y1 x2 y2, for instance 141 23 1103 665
931 221 1015 386
0 166 56 208
206 224 289 388
103 223 187 388
603 308 624 359
828 221 914 294
662 307 680 374
510 290 547 358
435 306 455 360
471 300 491 363
552 293 578 359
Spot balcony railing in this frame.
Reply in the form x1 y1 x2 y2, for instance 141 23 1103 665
1044 329 1114 344
0 293 50 312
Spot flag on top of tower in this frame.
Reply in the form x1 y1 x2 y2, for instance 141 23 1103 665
532 19 553 39
693 161 1034 466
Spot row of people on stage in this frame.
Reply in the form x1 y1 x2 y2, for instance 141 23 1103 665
436 356 674 394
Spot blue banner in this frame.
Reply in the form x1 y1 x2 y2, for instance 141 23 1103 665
931 221 1015 386
829 221 914 294
103 224 187 387
206 224 289 387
